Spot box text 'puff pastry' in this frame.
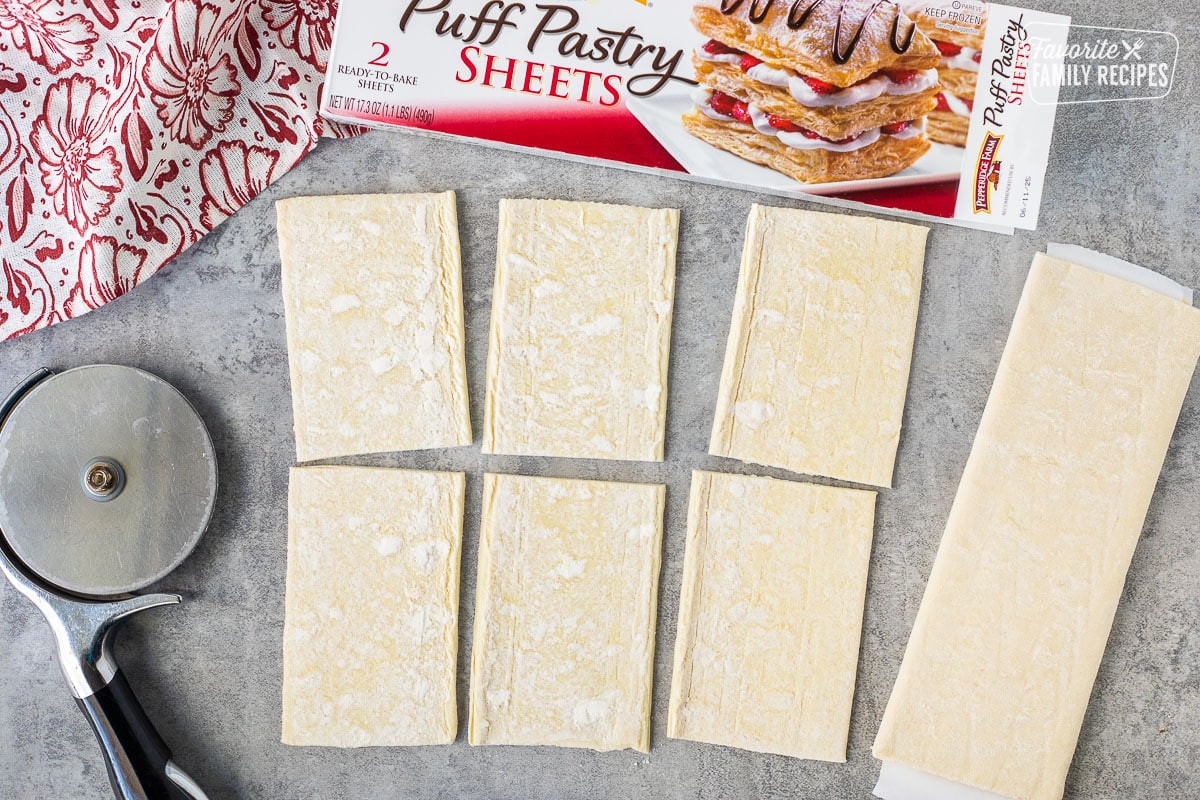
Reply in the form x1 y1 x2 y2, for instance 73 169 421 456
669 471 876 762
278 192 471 461
710 204 928 487
282 466 464 747
873 253 1200 800
469 473 665 752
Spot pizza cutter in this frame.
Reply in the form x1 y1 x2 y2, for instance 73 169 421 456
0 365 215 800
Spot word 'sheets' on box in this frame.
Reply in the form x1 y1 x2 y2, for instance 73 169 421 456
321 1 1068 232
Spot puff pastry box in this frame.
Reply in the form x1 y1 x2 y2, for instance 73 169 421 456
669 471 876 762
873 250 1200 800
278 191 472 461
469 473 665 752
710 204 928 487
282 466 464 747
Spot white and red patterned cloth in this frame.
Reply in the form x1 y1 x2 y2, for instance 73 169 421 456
0 0 361 340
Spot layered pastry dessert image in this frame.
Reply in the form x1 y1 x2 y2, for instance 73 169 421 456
906 1 986 146
684 0 943 184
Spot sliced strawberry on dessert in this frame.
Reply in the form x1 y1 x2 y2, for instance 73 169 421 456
883 69 919 85
708 91 738 117
767 114 804 133
799 74 839 95
702 39 738 56
881 120 912 135
739 54 764 72
934 92 952 112
797 128 860 145
935 40 963 57
973 51 982 63
825 132 862 145
963 97 975 111
730 100 752 124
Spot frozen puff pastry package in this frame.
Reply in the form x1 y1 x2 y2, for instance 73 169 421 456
669 471 876 762
469 473 665 752
482 199 679 462
282 467 464 747
278 192 471 461
873 248 1200 800
710 204 927 487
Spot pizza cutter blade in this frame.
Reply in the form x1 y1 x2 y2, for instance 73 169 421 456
0 365 215 800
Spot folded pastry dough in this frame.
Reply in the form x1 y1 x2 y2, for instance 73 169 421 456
278 192 471 461
482 199 679 462
282 466 464 747
710 204 928 486
669 471 876 762
469 473 665 752
873 253 1200 800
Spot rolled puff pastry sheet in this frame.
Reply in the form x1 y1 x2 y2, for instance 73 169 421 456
873 253 1200 800
482 199 680 462
278 192 471 461
469 473 665 751
668 471 877 762
710 204 928 487
282 466 464 747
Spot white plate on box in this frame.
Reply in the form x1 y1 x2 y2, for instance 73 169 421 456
625 84 965 196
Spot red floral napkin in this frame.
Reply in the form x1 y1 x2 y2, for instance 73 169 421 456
0 0 362 340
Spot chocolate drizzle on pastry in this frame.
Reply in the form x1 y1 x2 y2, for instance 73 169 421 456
787 0 825 29
719 0 918 62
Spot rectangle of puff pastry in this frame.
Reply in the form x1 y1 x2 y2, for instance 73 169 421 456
710 204 928 487
278 192 471 461
669 471 876 762
469 473 665 751
282 466 464 747
482 199 679 462
873 253 1200 800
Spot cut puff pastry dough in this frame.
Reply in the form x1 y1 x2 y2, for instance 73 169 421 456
710 205 928 487
482 199 679 462
873 254 1200 800
469 473 665 752
278 192 471 462
282 466 464 747
669 471 876 762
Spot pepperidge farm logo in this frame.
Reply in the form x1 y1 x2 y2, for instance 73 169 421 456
973 133 1004 214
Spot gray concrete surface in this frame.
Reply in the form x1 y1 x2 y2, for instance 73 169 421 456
2 1 1198 796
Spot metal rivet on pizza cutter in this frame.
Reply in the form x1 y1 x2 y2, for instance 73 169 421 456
0 364 216 800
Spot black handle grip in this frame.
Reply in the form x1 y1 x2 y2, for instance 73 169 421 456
76 670 197 800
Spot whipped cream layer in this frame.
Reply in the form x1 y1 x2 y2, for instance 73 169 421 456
939 92 972 118
941 48 981 73
697 46 938 109
693 88 925 154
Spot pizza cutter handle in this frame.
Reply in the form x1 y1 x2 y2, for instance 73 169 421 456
76 669 207 800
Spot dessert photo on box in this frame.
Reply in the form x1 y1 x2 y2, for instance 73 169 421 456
905 0 988 146
626 0 970 209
